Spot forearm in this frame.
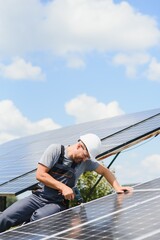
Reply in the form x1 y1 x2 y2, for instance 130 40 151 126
36 166 75 199
103 168 122 191
96 164 133 193
36 171 66 192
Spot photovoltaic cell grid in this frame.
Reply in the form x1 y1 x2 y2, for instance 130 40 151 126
0 177 160 240
0 171 38 196
0 108 159 196
99 111 160 158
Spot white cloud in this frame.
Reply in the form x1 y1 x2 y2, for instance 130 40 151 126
66 55 85 69
113 53 150 78
43 0 160 54
146 58 160 82
65 94 124 123
0 0 160 68
142 154 160 173
0 0 44 56
0 100 61 144
0 57 45 81
114 164 140 184
114 153 160 184
0 95 124 144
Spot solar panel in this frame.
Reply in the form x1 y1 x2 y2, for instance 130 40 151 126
0 177 160 239
0 171 38 196
99 111 160 158
0 108 159 195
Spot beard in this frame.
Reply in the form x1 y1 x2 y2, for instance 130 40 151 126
73 158 83 163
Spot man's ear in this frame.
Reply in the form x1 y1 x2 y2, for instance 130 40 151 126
77 142 81 149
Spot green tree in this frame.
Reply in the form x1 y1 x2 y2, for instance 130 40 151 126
6 195 17 208
70 167 114 207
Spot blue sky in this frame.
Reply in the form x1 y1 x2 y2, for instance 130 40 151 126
0 0 160 185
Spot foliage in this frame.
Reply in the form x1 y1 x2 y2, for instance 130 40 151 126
6 195 17 208
70 167 114 207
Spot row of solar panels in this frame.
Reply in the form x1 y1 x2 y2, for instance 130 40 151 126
0 108 159 196
1 177 160 239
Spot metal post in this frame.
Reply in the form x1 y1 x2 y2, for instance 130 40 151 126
0 196 7 211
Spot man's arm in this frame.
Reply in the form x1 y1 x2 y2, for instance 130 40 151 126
36 163 75 200
95 164 133 193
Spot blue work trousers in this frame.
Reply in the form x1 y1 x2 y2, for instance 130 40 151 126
0 193 66 233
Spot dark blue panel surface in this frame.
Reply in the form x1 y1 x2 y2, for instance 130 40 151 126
0 177 160 239
0 171 38 196
0 108 159 194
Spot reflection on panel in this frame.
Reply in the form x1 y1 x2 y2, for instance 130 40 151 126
0 177 160 239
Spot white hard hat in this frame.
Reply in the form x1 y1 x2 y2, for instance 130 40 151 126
79 133 102 160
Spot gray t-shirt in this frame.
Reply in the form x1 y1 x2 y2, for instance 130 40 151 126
39 144 100 184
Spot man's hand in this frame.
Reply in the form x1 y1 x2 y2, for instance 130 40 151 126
61 185 75 200
36 164 75 201
116 186 133 194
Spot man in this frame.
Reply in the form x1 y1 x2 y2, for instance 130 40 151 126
0 133 132 233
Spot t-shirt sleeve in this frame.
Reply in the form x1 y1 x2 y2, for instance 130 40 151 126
84 160 100 172
38 144 61 169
